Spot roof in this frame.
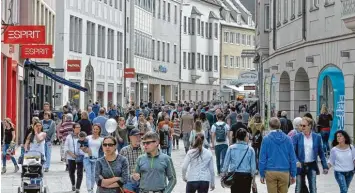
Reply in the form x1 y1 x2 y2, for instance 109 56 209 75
238 0 255 21
201 0 221 7
209 11 220 20
191 6 203 15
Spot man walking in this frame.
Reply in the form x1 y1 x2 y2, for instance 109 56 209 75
42 111 56 172
259 117 297 193
92 108 108 137
132 132 177 193
180 107 194 153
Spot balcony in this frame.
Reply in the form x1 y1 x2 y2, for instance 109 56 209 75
208 71 218 84
191 69 201 83
342 0 355 31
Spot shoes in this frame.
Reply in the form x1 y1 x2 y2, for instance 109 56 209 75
44 168 49 172
172 146 176 150
75 189 80 193
1 166 6 174
177 145 179 150
72 186 76 191
65 165 68 171
14 165 19 173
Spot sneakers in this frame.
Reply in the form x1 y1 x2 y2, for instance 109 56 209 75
44 168 49 172
75 189 80 193
172 146 176 150
14 165 19 173
72 186 76 191
1 166 6 174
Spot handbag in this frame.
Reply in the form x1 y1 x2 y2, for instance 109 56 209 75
221 146 249 188
105 156 129 193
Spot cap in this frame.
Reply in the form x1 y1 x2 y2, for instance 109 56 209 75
129 129 141 136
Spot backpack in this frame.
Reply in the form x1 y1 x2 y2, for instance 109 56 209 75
214 123 227 142
159 126 169 149
253 130 263 145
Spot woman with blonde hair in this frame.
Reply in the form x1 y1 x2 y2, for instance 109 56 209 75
189 120 209 149
317 104 333 154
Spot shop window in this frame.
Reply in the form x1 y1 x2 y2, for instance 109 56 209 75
69 88 80 110
320 76 334 114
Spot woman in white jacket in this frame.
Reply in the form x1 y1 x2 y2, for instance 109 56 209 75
64 123 84 193
182 133 215 193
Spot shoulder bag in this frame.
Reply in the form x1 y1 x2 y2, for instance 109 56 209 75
221 146 249 188
104 156 130 193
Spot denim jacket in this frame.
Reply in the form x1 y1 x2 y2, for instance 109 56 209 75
221 142 256 175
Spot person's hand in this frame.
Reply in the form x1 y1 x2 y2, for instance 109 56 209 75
296 162 302 168
118 137 123 143
211 146 215 150
290 177 296 184
323 169 329 175
210 185 215 191
260 178 265 184
132 173 140 181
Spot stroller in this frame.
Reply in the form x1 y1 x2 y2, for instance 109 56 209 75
18 151 47 193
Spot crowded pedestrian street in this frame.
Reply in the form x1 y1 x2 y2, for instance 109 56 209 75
1 144 352 193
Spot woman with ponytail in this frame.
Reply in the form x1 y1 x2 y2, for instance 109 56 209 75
182 133 215 193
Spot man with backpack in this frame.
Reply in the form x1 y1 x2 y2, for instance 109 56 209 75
211 113 230 175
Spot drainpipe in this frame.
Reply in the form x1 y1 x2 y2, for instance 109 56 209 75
123 0 127 107
219 23 223 100
302 0 306 40
179 8 182 103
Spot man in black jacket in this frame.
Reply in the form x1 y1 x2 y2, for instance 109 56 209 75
230 114 248 144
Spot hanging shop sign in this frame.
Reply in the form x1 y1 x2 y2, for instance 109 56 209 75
244 86 256 90
67 60 81 72
4 25 46 44
124 68 135 78
238 71 258 84
20 45 53 58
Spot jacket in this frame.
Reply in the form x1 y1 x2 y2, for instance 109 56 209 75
222 142 256 175
259 130 297 178
180 113 194 133
42 119 56 142
135 151 176 193
292 132 328 175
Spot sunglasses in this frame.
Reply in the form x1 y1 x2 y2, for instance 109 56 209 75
142 141 156 146
300 124 309 127
102 143 115 147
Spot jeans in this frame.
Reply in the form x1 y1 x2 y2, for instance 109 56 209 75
2 144 17 167
186 181 209 193
161 139 172 156
44 141 52 169
215 144 228 174
183 132 191 153
296 164 317 193
68 159 83 190
252 144 260 170
173 135 179 147
83 158 96 191
334 171 354 193
124 179 140 193
320 131 330 153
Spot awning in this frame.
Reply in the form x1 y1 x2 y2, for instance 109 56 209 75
224 85 243 92
30 64 88 92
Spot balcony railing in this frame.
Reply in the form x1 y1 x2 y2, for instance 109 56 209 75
342 0 355 31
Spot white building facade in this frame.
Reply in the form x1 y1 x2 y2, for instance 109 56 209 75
256 0 355 140
55 0 125 110
180 0 221 102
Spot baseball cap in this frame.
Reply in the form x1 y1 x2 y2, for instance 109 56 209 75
129 129 141 136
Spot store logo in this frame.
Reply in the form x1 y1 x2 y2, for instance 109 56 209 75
153 65 167 73
336 95 345 130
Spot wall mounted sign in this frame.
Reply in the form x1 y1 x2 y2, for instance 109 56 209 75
244 86 256 90
124 68 135 78
154 65 167 73
238 71 258 84
67 60 81 72
21 45 53 58
4 25 46 44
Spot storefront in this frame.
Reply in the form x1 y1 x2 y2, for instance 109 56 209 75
317 65 345 142
96 82 105 106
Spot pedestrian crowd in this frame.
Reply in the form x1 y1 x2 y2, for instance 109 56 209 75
1 100 355 193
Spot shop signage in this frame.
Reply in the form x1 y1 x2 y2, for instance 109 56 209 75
9 44 14 54
244 86 256 90
124 68 135 78
4 25 46 44
67 60 81 72
229 79 239 85
238 72 258 84
153 65 168 73
20 45 53 58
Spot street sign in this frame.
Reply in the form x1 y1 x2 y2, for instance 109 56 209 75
20 45 53 58
4 25 46 44
124 68 135 78
67 60 81 72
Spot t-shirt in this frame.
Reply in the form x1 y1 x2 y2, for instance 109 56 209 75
4 128 14 144
231 122 247 143
85 135 103 158
211 122 230 145
318 114 333 128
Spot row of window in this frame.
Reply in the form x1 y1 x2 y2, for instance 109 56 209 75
70 16 124 62
223 56 254 69
134 32 152 59
182 52 218 72
183 17 218 39
152 40 177 63
152 0 178 24
99 0 123 11
135 0 152 12
181 90 212 101
223 32 254 46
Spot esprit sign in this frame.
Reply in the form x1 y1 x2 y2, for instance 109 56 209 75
21 45 53 58
4 25 46 44
67 60 81 72
124 68 135 78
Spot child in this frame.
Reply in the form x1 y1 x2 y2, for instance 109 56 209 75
77 131 88 160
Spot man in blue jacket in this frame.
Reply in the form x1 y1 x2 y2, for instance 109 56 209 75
259 117 297 193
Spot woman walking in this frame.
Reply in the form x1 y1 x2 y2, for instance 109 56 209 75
95 136 129 193
1 118 19 174
221 128 256 193
64 123 84 193
199 113 211 146
81 124 104 193
182 133 215 193
248 113 264 172
189 120 208 149
24 121 46 159
317 104 333 154
172 112 181 150
115 117 128 152
328 130 355 193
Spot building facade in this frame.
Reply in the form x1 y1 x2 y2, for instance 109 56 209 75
219 0 255 101
256 0 355 140
55 0 125 110
180 0 221 102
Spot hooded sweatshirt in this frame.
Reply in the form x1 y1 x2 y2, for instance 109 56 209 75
259 130 297 178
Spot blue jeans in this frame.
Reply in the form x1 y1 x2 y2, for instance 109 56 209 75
161 139 172 157
83 157 96 191
124 179 140 193
320 131 330 153
44 141 52 169
2 144 17 167
186 181 209 193
295 165 317 193
334 171 354 193
215 144 228 174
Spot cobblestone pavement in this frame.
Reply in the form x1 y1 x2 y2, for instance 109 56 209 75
1 142 354 193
